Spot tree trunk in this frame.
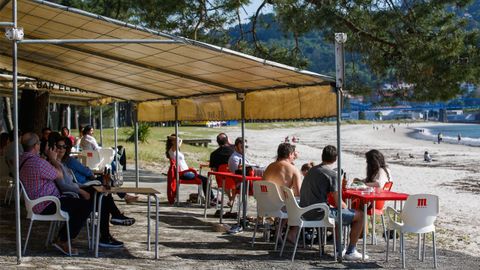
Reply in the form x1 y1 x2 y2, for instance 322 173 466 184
3 97 13 132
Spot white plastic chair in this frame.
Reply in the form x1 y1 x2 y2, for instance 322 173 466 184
98 148 115 170
385 194 439 269
20 181 72 256
83 150 104 171
251 181 288 250
280 186 336 262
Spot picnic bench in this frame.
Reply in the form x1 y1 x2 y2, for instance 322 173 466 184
182 139 212 147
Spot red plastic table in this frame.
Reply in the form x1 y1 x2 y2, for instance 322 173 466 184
343 188 409 260
204 171 262 223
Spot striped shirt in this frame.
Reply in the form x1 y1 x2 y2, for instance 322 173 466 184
19 152 60 214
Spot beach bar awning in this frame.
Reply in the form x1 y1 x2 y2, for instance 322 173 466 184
0 0 336 120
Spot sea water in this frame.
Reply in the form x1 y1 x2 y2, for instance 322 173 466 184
415 124 480 146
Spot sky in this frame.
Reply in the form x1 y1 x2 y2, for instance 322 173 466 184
240 0 274 21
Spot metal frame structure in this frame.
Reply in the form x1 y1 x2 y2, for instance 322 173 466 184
2 0 342 264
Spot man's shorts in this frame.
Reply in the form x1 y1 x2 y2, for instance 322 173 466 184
329 208 355 225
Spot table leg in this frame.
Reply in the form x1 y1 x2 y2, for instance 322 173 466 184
95 193 104 258
92 191 97 251
220 179 225 224
147 195 151 251
372 200 376 245
237 182 243 224
154 194 159 259
363 203 367 261
393 200 397 252
204 175 211 218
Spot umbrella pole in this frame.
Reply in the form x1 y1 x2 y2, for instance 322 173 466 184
11 0 22 264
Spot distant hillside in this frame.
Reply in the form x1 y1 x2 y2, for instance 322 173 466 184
229 1 480 98
228 14 379 96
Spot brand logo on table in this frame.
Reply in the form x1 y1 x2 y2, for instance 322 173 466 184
260 185 268 193
417 198 427 208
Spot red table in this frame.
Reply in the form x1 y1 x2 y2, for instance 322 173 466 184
204 171 262 224
343 188 409 260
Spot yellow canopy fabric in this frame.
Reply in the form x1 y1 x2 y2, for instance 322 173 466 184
0 0 337 120
138 85 335 121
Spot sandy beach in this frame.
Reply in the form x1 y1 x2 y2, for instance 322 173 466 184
219 122 480 257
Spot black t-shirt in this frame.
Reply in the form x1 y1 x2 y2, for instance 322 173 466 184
299 164 337 220
209 145 234 171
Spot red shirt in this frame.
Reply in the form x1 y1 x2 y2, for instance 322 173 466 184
19 152 60 214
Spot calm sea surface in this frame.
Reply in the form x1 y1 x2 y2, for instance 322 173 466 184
417 124 480 146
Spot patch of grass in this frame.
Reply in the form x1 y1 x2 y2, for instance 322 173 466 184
99 126 220 168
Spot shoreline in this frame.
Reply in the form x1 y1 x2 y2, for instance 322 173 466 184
222 122 480 257
407 123 480 147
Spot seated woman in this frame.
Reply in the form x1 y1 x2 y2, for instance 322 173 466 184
354 149 392 188
166 135 215 203
55 136 135 248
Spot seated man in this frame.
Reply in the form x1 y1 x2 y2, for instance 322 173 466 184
19 132 91 255
228 137 263 176
209 133 235 205
300 145 366 260
263 143 302 196
209 133 234 171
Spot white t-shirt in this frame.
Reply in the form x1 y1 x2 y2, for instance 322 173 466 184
168 149 189 171
80 134 100 151
372 168 392 188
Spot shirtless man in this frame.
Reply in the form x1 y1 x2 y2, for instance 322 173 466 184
263 143 302 196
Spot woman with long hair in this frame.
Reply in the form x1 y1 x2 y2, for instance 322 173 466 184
361 149 392 188
56 136 135 248
166 134 215 203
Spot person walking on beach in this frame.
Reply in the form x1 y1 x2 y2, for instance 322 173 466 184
437 132 443 144
458 133 461 142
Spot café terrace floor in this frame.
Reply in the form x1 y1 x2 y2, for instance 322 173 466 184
0 169 478 269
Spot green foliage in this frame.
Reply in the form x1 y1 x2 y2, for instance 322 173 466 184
125 123 151 143
49 0 480 102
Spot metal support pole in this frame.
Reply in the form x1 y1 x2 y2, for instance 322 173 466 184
12 0 22 264
238 93 247 228
99 106 103 146
174 103 180 205
134 118 139 188
66 105 71 130
89 106 92 126
114 102 118 167
335 32 347 261
46 100 50 127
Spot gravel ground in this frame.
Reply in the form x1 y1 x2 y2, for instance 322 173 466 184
1 170 479 270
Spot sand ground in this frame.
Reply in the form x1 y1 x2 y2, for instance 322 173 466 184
0 122 479 269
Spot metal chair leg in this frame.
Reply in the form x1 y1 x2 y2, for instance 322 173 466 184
274 219 283 251
418 234 421 260
291 227 302 262
280 225 290 257
386 230 390 262
332 226 337 261
251 216 259 247
46 221 54 247
381 214 387 243
432 231 437 269
23 219 34 255
422 233 426 261
66 220 72 256
401 233 406 269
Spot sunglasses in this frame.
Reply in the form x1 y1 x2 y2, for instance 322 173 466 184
56 144 69 149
